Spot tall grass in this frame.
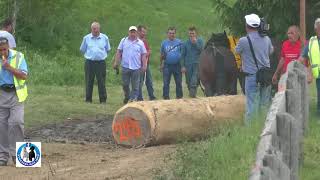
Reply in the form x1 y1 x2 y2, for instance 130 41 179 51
300 83 320 179
170 116 264 180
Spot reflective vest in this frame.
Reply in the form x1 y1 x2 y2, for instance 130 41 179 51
228 36 242 69
308 36 320 79
0 50 28 102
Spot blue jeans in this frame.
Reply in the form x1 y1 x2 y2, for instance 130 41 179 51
316 78 320 113
138 64 156 100
163 63 183 99
245 75 271 123
122 67 140 101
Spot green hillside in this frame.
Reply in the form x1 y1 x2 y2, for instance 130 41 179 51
14 0 224 126
16 0 223 86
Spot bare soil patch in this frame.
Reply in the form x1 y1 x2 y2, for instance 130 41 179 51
25 116 115 144
0 117 175 180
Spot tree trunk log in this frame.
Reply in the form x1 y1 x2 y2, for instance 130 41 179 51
112 95 245 147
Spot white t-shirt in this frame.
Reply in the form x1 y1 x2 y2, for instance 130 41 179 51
0 30 16 48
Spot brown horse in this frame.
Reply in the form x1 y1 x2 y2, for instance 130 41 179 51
199 32 238 96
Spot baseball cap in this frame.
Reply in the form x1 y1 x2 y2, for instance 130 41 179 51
0 37 8 45
245 14 260 28
129 26 137 31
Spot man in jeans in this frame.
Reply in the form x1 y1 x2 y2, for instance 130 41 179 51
113 26 147 103
160 27 183 99
235 14 274 123
137 25 156 101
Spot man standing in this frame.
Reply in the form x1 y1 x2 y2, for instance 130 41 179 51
235 14 274 122
0 18 16 49
113 26 147 103
160 27 183 99
299 18 320 116
0 37 28 166
272 25 302 84
181 26 204 98
80 22 111 103
137 25 156 101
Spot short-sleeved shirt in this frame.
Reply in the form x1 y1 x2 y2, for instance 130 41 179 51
0 30 16 48
160 39 183 64
280 40 302 73
235 31 274 74
0 49 28 85
117 37 147 70
80 33 111 61
141 38 151 63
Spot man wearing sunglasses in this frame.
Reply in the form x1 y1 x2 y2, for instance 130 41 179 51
0 37 28 166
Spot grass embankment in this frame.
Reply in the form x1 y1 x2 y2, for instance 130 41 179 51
164 117 264 180
170 84 320 180
300 84 320 179
23 0 218 127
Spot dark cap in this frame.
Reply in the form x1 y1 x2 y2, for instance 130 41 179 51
0 37 8 45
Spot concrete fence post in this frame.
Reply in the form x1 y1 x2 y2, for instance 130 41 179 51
276 112 298 180
249 61 308 180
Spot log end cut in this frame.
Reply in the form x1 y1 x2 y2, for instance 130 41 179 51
112 105 153 147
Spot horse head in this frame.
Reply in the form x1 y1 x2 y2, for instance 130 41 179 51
204 31 230 56
205 31 230 49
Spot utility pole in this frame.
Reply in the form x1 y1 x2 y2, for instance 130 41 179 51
300 0 306 43
12 0 19 34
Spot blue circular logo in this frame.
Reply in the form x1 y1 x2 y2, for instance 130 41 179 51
17 143 41 166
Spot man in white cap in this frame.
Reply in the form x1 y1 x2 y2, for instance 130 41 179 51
235 13 274 123
113 26 147 103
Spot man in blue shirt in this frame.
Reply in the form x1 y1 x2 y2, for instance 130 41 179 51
235 14 274 123
0 37 28 166
80 21 111 103
181 26 204 98
113 26 147 103
160 27 183 99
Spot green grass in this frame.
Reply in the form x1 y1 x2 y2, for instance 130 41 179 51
24 85 120 128
168 83 320 180
24 79 202 128
300 83 320 180
19 0 222 86
301 109 320 180
19 0 220 126
170 117 264 180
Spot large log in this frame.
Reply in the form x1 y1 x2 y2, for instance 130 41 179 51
112 95 245 147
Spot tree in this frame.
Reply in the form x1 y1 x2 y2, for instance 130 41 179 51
212 0 320 40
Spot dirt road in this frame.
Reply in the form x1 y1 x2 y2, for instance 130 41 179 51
0 118 175 180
